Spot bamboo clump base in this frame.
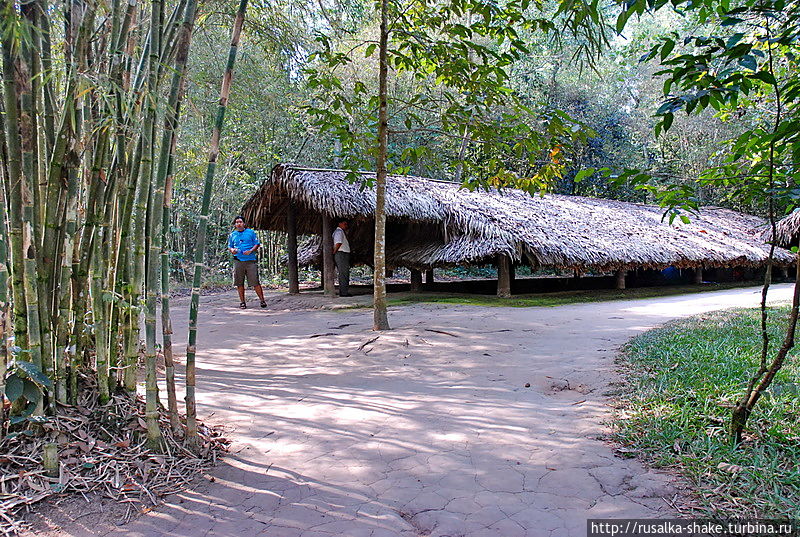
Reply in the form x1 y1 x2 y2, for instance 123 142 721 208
0 372 228 536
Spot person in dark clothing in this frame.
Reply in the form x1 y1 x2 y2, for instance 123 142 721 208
332 220 351 297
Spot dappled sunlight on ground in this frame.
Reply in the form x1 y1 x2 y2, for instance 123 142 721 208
87 284 795 537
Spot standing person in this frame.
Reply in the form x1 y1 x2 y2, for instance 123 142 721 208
228 215 267 308
332 219 352 297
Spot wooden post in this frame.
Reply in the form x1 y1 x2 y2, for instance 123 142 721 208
694 266 703 284
615 269 626 290
410 269 422 293
497 255 511 298
43 443 58 478
425 269 434 284
287 202 299 294
321 216 335 296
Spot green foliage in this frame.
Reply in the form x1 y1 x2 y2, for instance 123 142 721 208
629 0 800 213
616 308 800 517
4 359 52 422
303 0 601 192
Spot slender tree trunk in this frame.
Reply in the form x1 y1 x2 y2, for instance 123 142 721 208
373 0 390 331
322 217 335 296
410 269 422 293
730 20 793 443
497 255 511 298
287 202 299 294
185 0 248 448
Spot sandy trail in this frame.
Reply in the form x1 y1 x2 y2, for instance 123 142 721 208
56 284 794 537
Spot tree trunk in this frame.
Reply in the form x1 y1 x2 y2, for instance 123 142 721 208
373 0 390 330
322 216 335 296
425 269 434 285
497 255 511 298
185 0 248 449
410 269 422 293
693 267 703 284
615 269 626 290
287 202 299 294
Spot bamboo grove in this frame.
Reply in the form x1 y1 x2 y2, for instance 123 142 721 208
0 0 244 449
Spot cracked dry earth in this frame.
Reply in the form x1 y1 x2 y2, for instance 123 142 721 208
46 284 794 537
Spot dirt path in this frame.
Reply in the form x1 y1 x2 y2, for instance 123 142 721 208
42 284 794 537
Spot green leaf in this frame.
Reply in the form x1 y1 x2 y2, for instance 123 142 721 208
660 39 675 61
5 374 23 401
739 55 757 71
574 168 596 183
726 33 745 48
721 17 744 26
15 361 53 387
752 71 776 85
662 112 674 131
365 43 377 57
22 379 40 403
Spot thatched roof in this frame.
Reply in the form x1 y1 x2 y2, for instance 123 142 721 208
765 209 800 248
241 164 795 270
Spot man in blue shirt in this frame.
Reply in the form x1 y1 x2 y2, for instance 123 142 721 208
227 216 267 308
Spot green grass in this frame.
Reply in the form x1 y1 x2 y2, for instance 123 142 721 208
615 307 800 518
382 281 761 309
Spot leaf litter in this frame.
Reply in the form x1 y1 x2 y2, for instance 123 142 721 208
0 373 228 536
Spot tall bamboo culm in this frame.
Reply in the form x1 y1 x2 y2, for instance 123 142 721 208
157 0 199 433
185 0 249 448
0 0 202 448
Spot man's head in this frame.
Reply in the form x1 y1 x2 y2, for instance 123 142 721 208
233 216 246 231
337 219 349 231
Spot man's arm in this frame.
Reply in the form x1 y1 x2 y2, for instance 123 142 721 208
332 228 342 254
228 233 238 254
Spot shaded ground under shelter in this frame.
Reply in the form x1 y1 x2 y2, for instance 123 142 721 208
241 164 795 297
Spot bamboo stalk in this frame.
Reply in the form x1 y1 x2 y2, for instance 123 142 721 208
0 6 29 352
185 0 249 448
15 8 46 396
142 0 165 451
0 171 10 437
155 0 198 433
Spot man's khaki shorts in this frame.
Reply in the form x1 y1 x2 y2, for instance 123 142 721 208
233 259 260 287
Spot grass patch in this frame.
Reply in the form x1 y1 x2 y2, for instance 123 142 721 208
615 307 800 518
384 281 761 308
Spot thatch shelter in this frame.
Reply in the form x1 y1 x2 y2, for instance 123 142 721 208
241 164 795 296
766 209 800 248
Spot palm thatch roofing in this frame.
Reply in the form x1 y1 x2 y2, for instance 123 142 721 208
241 164 795 271
766 209 800 248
